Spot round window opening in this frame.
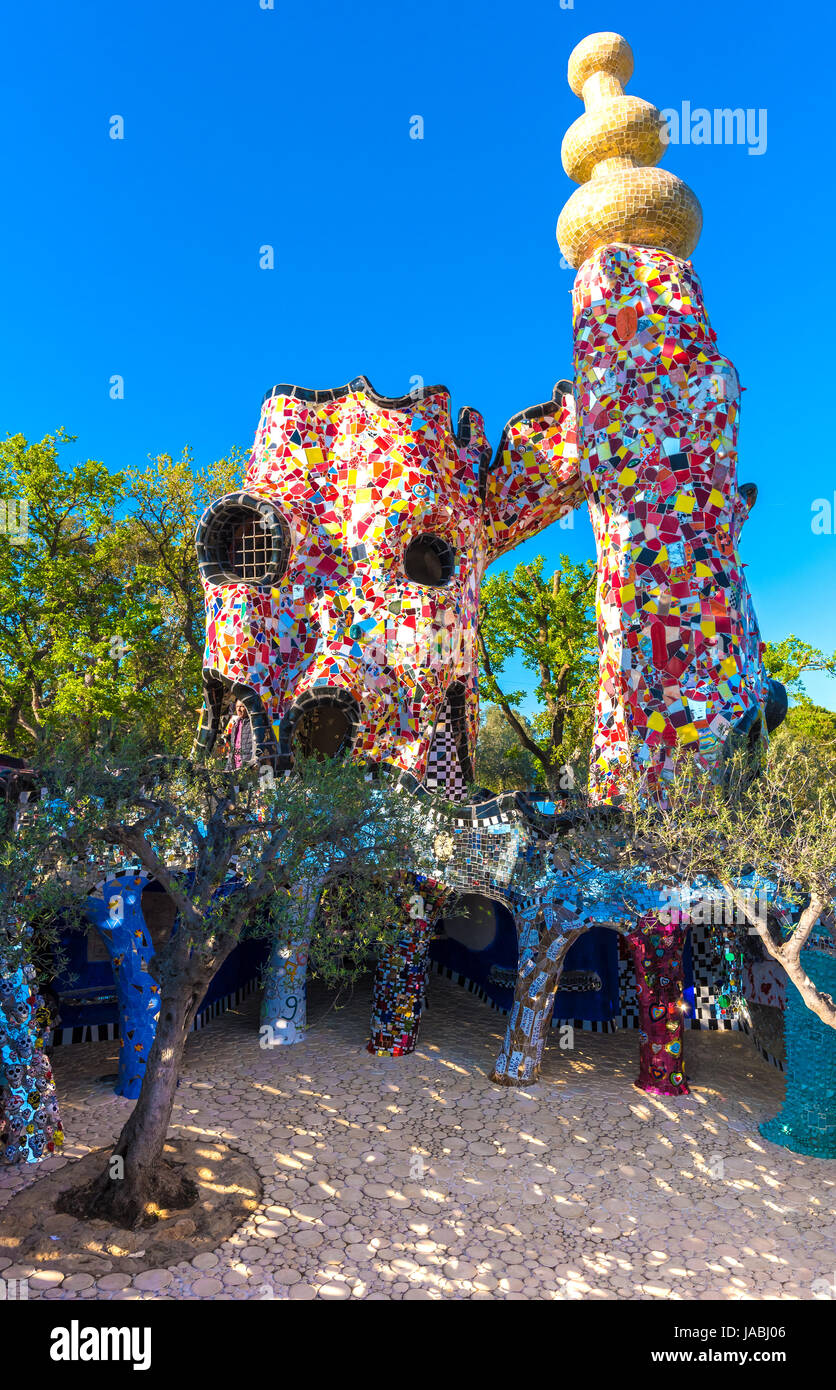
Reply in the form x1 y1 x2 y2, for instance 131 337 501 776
292 701 355 760
196 496 289 586
404 534 455 587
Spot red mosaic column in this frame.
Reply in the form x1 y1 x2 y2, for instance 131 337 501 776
624 913 689 1096
368 880 447 1057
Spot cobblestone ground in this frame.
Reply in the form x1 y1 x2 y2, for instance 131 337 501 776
1 977 834 1301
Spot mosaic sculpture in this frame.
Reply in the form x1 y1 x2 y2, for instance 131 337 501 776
0 945 64 1163
488 31 788 1087
0 775 65 1165
193 31 787 1100
85 873 161 1100
195 380 582 1047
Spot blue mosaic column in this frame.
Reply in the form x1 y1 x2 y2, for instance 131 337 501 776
261 935 309 1045
760 948 836 1158
260 883 320 1046
85 873 161 1099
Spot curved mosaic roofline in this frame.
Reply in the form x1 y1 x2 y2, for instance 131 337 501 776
259 374 487 452
261 373 449 408
259 375 581 495
488 380 576 480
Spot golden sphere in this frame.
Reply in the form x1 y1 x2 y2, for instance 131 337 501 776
562 97 667 185
568 32 633 98
557 167 702 269
557 31 702 268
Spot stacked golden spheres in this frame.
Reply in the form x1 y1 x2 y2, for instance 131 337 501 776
557 32 702 269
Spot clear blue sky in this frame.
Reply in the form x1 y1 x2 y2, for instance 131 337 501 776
3 0 834 708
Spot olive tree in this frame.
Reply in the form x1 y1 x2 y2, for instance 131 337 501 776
39 740 428 1228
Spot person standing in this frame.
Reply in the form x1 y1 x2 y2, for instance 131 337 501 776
224 699 254 769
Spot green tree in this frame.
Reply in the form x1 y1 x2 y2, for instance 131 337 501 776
0 430 143 751
477 554 597 798
782 703 836 746
763 635 836 700
0 432 243 756
105 446 243 752
45 741 431 1228
763 636 836 752
474 704 541 792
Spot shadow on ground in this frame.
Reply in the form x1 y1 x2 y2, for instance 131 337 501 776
1 976 833 1301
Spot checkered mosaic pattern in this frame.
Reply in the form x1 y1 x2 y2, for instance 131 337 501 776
618 921 742 1033
425 699 467 801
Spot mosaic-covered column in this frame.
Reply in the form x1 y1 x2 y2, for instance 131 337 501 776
556 33 778 801
0 949 64 1164
491 909 586 1086
624 912 688 1096
760 948 836 1158
260 881 321 1046
85 873 161 1099
261 937 310 1046
368 879 447 1056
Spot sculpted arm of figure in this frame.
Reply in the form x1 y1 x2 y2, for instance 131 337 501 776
482 384 585 565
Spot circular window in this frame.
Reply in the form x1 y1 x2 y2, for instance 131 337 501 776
196 494 290 586
403 534 455 587
287 693 360 762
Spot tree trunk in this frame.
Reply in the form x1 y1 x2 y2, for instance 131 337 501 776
57 978 204 1228
736 892 836 1029
623 913 689 1097
490 915 586 1085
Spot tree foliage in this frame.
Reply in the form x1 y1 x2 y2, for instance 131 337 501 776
617 742 836 1029
0 432 242 756
474 704 541 793
762 635 836 701
112 447 244 749
477 554 597 798
763 635 836 751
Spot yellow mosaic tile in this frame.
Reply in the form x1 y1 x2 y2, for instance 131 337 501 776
557 32 702 268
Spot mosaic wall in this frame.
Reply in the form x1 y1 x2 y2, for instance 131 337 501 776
760 948 836 1158
574 245 779 797
195 378 581 781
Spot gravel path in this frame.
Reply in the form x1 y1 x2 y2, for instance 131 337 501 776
1 977 834 1301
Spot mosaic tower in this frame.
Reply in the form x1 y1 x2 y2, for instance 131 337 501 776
195 382 581 1050
555 32 784 799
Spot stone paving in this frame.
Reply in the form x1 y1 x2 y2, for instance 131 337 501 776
1 977 834 1301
